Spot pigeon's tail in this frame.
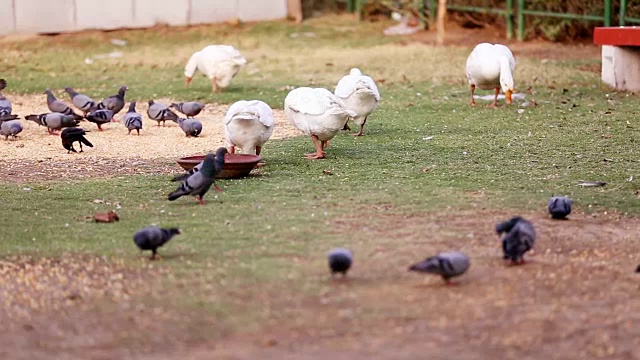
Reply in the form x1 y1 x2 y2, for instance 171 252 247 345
171 173 190 182
167 190 184 201
0 114 19 122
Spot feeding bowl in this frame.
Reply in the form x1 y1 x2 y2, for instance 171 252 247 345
176 153 262 179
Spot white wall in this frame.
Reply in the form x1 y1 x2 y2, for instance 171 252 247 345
0 0 288 35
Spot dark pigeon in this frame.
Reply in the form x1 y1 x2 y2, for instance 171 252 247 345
147 100 179 127
85 109 114 131
168 151 222 205
328 248 353 277
61 127 93 153
0 79 19 121
43 89 83 120
133 226 181 260
171 147 227 193
0 120 23 140
96 86 128 114
25 113 79 135
171 101 205 118
175 118 203 137
496 216 536 265
64 87 96 115
409 251 470 285
123 101 143 135
548 196 572 220
636 265 640 273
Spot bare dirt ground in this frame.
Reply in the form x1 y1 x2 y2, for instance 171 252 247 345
0 95 300 182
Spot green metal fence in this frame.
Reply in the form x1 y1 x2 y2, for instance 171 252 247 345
346 0 640 41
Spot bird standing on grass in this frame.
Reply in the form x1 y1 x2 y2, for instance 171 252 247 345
466 43 516 107
328 248 353 278
171 101 205 118
184 45 246 92
334 68 380 136
64 87 96 116
408 251 470 286
171 147 227 193
168 149 227 205
133 226 181 260
496 216 536 265
548 196 572 220
123 101 143 135
61 127 93 153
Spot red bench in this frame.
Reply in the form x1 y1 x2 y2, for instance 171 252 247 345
593 27 640 92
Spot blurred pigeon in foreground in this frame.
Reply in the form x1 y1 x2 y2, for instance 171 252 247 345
171 101 204 118
175 118 203 137
64 87 96 115
44 89 83 120
636 265 640 273
171 147 227 192
133 226 181 260
0 120 23 140
85 109 114 131
168 151 221 205
496 216 536 265
61 127 93 153
0 79 19 121
408 251 470 285
123 101 143 135
96 86 128 114
25 113 79 135
328 248 353 277
148 100 178 126
548 196 572 220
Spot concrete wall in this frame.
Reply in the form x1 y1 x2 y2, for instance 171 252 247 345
0 0 288 35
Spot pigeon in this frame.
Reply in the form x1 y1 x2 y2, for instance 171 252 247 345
133 226 181 260
168 150 226 204
171 147 227 193
61 127 93 153
408 251 471 285
496 216 536 265
171 101 205 118
43 89 83 120
123 101 143 135
328 248 353 277
0 120 23 140
64 87 96 115
0 79 19 121
147 100 179 126
25 113 79 135
85 109 115 131
175 118 203 137
548 196 572 220
96 86 128 115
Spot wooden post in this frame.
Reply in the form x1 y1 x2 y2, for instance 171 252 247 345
436 0 447 45
288 0 303 23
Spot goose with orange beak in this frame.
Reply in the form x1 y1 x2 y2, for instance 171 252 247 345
466 43 516 107
184 45 246 93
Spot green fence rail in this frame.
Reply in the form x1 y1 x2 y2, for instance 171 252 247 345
346 0 640 41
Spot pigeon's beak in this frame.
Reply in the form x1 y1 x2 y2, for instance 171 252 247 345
505 89 513 105
185 77 192 86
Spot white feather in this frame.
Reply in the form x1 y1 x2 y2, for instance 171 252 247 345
184 45 247 90
334 68 380 127
224 100 275 154
466 43 516 93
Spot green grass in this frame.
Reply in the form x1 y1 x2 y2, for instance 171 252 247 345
1 14 639 345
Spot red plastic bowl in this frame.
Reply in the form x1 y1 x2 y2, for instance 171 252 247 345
176 153 262 179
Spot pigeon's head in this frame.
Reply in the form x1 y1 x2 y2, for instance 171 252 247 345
43 89 52 95
119 86 129 94
64 87 73 93
148 100 155 106
215 147 229 159
495 216 524 235
168 228 181 236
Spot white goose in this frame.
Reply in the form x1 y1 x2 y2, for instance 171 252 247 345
334 68 380 136
184 45 247 92
465 43 516 107
224 100 275 156
284 87 356 159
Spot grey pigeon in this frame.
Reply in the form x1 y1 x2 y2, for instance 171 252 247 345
175 118 203 137
133 226 181 260
43 89 83 120
0 79 19 121
25 113 79 135
123 101 143 135
328 248 353 277
147 100 178 126
408 251 470 285
96 86 128 114
171 101 205 118
64 87 96 115
0 120 23 140
496 216 536 265
171 147 227 192
168 151 222 205
548 196 572 220
85 109 114 131
61 127 93 153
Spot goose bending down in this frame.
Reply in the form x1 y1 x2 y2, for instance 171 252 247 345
284 87 355 159
224 100 275 156
466 43 516 107
184 45 247 92
334 68 380 136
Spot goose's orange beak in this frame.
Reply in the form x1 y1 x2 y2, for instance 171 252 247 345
185 77 192 86
505 90 513 105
